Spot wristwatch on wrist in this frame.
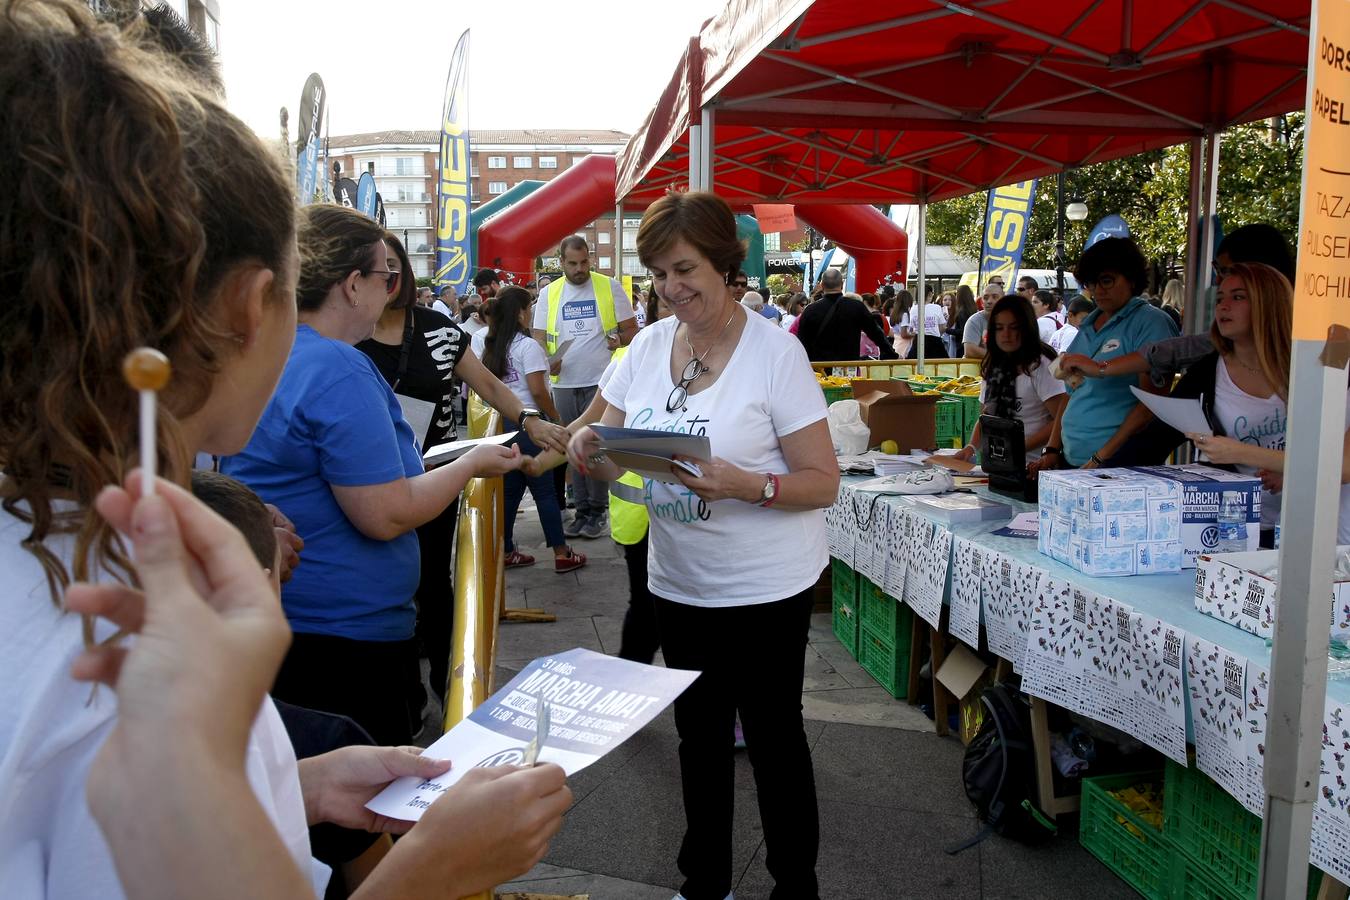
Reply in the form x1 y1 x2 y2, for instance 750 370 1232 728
1043 446 1062 457
756 473 780 507
518 408 546 426
1097 359 1109 376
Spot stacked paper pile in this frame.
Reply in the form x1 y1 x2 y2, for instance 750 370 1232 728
1038 469 1184 576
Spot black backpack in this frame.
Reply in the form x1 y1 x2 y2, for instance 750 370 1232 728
948 683 1058 853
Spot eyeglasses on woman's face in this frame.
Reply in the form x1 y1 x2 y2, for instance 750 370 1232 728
360 268 400 293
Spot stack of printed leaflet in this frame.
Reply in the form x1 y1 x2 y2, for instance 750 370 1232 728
422 431 518 467
591 425 710 484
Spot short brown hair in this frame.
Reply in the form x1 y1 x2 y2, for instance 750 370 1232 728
382 231 417 310
190 471 277 572
296 206 386 312
559 235 589 257
636 192 746 283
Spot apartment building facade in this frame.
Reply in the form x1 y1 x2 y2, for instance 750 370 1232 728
327 129 630 279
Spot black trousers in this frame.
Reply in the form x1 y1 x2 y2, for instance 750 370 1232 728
654 588 820 900
618 534 661 663
415 497 459 708
272 631 421 747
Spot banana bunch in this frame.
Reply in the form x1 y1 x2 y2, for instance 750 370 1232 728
816 374 852 387
932 374 982 394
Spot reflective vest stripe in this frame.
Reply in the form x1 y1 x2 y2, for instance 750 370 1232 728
609 480 646 505
608 469 648 545
545 272 617 354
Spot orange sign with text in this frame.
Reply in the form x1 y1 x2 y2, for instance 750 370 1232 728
1294 0 1350 340
752 204 798 234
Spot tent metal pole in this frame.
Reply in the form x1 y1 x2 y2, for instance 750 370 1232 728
688 121 702 191
916 199 926 375
1182 137 1204 336
1260 5 1343 892
1195 131 1221 331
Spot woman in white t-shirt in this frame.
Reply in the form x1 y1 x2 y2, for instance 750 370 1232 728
955 294 1067 462
474 287 586 572
0 10 569 896
568 192 838 900
1179 264 1350 543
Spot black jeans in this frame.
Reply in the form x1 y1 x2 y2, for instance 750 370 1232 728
618 534 660 663
654 588 820 900
415 497 459 708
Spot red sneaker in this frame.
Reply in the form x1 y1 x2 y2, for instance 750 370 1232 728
554 549 587 573
504 550 535 568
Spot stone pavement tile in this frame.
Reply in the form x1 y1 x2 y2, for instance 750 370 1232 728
544 736 766 892
808 611 837 645
811 723 971 817
803 645 854 692
498 871 675 899
813 637 879 690
977 825 1139 900
734 800 981 900
802 685 938 732
497 615 605 662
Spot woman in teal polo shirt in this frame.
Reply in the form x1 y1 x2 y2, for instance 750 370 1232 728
1037 237 1178 470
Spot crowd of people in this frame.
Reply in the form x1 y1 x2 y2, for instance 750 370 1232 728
2 3 1340 900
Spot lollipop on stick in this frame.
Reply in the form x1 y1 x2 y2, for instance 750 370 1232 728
122 348 171 497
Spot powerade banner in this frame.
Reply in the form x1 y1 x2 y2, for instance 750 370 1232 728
357 172 377 220
1087 214 1130 248
374 193 387 228
295 73 326 205
334 177 358 210
978 179 1038 291
435 30 472 292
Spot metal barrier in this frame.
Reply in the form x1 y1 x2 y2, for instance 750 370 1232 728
446 394 505 900
810 357 984 379
445 394 505 727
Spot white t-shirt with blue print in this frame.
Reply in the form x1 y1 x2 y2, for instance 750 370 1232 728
602 310 828 607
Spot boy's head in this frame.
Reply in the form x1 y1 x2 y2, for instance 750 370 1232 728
190 470 280 592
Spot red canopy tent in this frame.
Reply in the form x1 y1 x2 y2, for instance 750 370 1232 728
617 0 1311 207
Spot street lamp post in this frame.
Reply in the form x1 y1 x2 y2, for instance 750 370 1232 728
1055 170 1089 296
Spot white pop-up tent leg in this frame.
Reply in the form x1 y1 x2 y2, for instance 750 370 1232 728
1259 2 1349 894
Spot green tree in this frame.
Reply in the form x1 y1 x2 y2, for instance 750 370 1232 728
924 115 1304 279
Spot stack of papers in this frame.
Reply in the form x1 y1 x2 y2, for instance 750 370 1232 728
422 431 518 467
591 425 710 484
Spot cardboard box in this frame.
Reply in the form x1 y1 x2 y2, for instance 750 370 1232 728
1193 547 1350 639
1038 468 1184 576
1129 464 1262 567
935 643 992 745
850 379 939 451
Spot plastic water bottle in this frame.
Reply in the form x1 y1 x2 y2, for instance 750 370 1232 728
1216 491 1248 552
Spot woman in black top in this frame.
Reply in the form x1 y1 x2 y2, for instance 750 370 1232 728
357 234 568 718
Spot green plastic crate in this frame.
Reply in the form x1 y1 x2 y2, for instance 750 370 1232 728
1163 759 1323 899
822 384 853 406
900 377 938 393
858 578 912 649
1079 772 1171 900
934 397 963 449
831 560 859 656
940 390 982 446
857 621 911 699
1170 845 1323 900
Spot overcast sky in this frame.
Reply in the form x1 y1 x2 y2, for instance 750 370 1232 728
220 0 719 141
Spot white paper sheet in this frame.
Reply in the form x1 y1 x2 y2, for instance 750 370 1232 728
1128 614 1188 765
367 648 697 821
1312 696 1350 884
1129 386 1213 436
422 431 519 467
1020 575 1086 712
948 538 982 649
1186 637 1250 804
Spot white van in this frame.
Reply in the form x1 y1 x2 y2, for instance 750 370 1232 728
957 268 1080 294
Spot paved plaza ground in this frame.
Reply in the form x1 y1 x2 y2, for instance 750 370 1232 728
424 501 1140 900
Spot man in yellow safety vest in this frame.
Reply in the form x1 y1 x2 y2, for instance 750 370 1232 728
532 235 637 540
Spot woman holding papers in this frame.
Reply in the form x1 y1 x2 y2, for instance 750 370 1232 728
223 205 522 745
568 191 839 900
953 294 1066 463
473 286 587 573
1107 264 1350 544
359 233 569 711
